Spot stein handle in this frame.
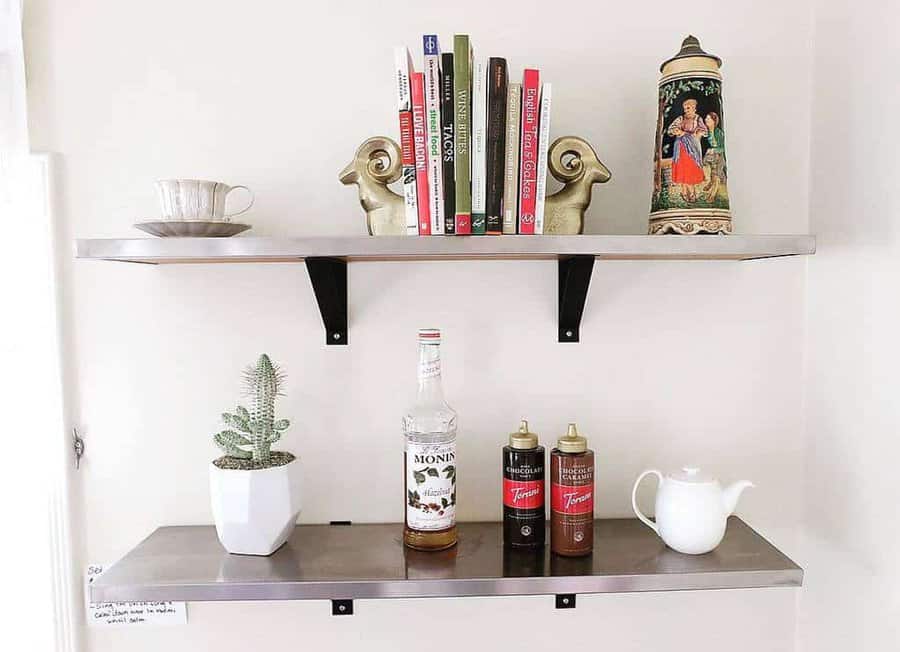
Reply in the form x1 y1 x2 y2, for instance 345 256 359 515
224 185 254 219
631 469 663 534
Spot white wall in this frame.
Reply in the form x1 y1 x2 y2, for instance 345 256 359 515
799 0 900 648
24 1 813 651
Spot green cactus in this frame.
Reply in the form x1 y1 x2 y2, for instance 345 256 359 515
214 354 290 465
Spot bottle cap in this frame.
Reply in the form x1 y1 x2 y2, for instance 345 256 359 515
557 423 588 453
509 419 539 450
418 328 441 344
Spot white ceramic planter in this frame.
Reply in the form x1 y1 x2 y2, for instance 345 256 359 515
209 458 302 556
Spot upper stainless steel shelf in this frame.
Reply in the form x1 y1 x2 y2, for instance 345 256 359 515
90 518 802 603
75 234 816 264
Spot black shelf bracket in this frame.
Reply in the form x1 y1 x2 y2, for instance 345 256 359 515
558 256 595 343
331 599 354 615
305 257 348 346
555 593 577 609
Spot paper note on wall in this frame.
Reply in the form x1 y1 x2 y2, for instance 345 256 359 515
85 564 187 627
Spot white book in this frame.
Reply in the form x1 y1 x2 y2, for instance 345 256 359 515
394 46 413 111
423 36 445 235
471 57 488 232
502 82 522 234
394 46 418 235
533 83 552 235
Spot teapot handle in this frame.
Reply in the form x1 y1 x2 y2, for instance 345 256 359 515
631 469 663 534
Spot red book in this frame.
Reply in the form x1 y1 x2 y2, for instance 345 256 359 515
399 110 417 234
411 72 432 235
518 69 540 235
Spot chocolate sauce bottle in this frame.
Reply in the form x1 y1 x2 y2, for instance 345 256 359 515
550 424 594 556
502 420 545 548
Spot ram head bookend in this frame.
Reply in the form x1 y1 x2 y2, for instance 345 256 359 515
340 135 610 236
543 137 611 234
339 136 406 235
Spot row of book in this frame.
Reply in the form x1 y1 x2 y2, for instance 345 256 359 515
394 34 552 236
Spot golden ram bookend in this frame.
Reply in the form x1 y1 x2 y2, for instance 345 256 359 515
339 137 406 236
339 135 610 236
543 137 611 234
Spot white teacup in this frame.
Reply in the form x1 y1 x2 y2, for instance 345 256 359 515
156 179 254 221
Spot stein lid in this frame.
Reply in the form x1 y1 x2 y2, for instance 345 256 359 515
509 419 539 450
557 423 588 453
660 35 722 72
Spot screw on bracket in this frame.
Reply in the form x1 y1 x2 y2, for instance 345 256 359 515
73 428 85 470
332 599 354 615
555 593 577 609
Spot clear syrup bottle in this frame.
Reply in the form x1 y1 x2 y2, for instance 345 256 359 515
403 328 458 550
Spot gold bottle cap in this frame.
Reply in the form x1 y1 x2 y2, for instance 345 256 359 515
557 423 588 453
509 419 539 450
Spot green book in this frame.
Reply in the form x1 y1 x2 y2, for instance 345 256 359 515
453 34 472 234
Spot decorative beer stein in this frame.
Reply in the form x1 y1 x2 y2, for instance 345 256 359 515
649 36 731 235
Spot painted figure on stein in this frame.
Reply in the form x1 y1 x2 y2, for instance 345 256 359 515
650 36 732 235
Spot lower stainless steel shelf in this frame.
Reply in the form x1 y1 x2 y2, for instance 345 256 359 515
91 518 802 603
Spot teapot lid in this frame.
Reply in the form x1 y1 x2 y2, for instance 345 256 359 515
669 467 716 484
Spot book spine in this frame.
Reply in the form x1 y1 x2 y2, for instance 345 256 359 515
471 58 487 234
485 58 508 235
395 46 418 235
440 52 456 235
518 69 540 235
502 82 521 234
411 72 431 235
453 35 472 235
400 111 418 234
533 83 552 235
423 36 445 235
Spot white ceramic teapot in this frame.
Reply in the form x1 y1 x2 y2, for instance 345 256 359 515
631 467 754 555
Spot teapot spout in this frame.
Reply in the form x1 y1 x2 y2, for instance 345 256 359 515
722 480 755 515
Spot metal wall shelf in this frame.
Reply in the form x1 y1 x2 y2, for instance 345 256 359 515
90 518 802 609
75 234 814 263
75 235 816 344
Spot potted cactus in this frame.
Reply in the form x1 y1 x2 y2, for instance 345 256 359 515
209 354 302 556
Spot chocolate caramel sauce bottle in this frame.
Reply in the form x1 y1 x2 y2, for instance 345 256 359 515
550 424 594 556
502 420 545 548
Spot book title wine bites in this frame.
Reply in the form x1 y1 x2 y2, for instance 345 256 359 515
391 35 551 235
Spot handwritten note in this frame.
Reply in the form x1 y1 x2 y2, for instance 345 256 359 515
85 564 187 627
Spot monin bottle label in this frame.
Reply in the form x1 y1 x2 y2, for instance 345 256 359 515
406 441 457 531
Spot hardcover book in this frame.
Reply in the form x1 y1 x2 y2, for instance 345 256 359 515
411 72 432 235
453 34 472 235
440 52 456 234
502 82 522 234
533 83 552 235
395 46 418 235
423 35 445 235
518 69 540 235
485 57 508 235
471 58 487 234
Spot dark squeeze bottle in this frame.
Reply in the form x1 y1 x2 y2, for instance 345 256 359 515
503 420 546 548
550 423 594 557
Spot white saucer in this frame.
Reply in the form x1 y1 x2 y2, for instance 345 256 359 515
134 220 252 237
